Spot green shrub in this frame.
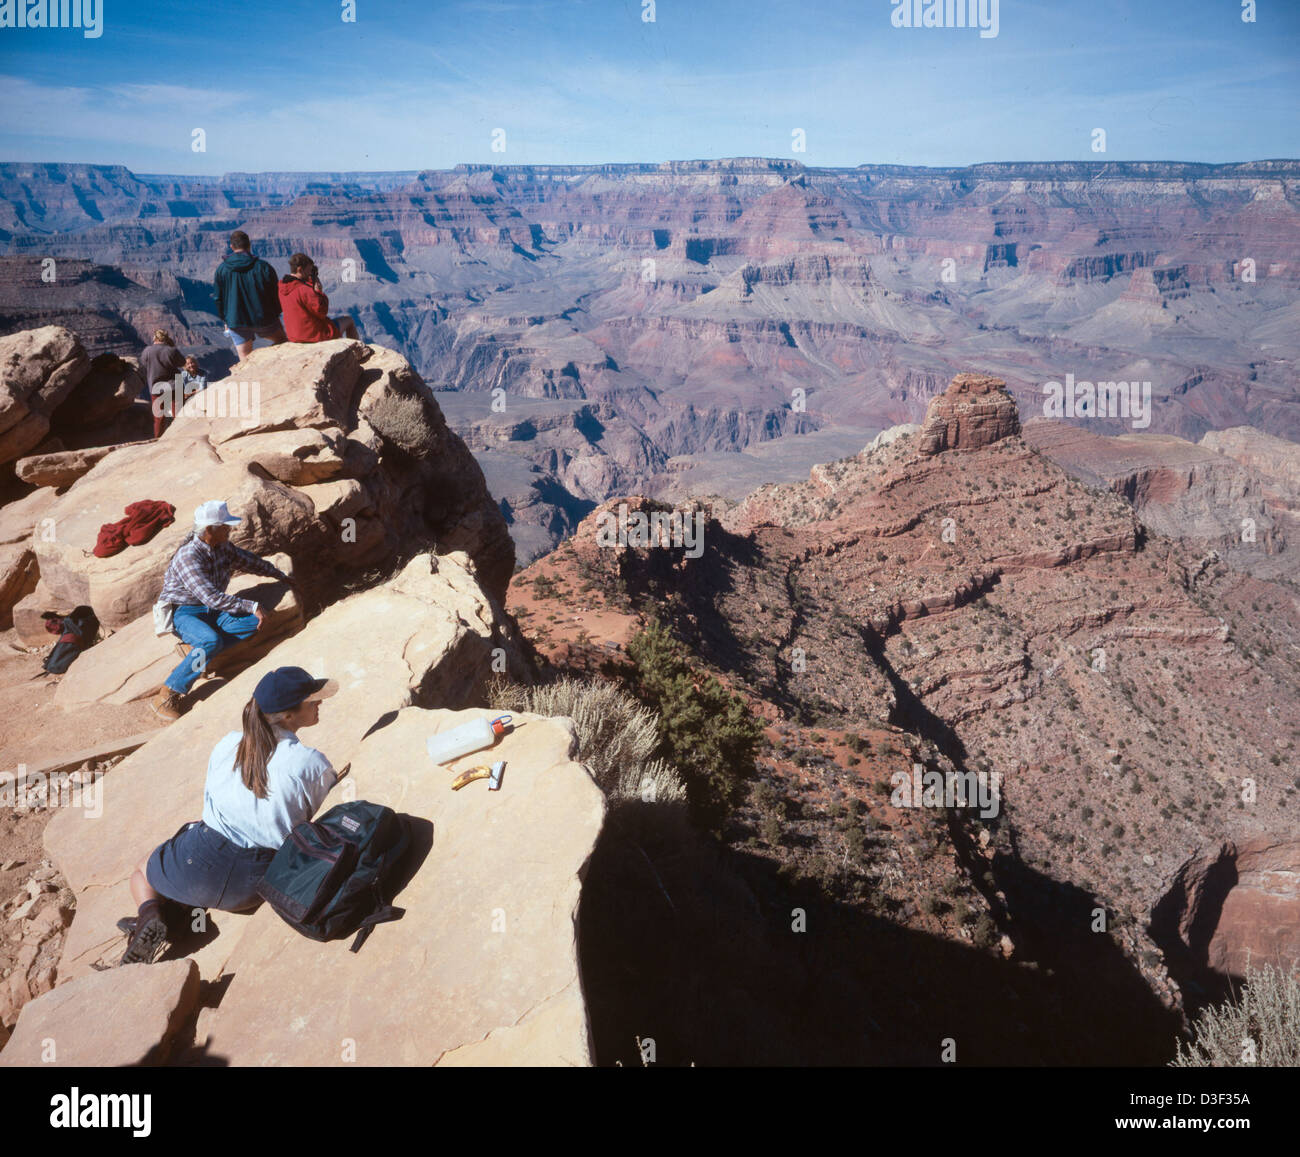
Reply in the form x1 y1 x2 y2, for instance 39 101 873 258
761 813 783 845
625 617 764 826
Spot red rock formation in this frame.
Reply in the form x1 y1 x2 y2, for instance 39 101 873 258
1207 839 1300 977
917 374 1021 456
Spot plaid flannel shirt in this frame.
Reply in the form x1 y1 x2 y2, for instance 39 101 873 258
159 531 286 615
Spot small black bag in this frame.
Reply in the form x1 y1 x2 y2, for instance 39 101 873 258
42 605 99 675
255 800 411 953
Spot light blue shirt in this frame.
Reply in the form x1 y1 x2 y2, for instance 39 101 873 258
202 727 336 849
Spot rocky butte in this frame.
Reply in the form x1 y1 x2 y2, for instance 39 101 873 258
501 372 1300 1063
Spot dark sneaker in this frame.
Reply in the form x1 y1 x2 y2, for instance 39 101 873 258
119 911 168 966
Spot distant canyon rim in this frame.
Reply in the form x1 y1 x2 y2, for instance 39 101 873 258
1 156 1295 562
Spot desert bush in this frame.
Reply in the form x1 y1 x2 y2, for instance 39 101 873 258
486 674 686 806
626 616 764 826
367 390 433 453
1171 961 1300 1067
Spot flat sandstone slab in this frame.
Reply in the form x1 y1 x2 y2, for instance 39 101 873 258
0 960 198 1067
201 706 604 1066
44 553 512 984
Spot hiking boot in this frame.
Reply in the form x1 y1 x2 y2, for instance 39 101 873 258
116 916 136 937
119 910 168 966
150 686 185 721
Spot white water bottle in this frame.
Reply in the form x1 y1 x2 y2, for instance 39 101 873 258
426 714 513 765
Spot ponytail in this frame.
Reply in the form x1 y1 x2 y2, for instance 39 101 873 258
234 695 290 799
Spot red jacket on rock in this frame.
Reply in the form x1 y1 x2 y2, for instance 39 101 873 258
278 275 340 343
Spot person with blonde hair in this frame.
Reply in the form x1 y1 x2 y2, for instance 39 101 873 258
139 329 186 439
120 666 347 965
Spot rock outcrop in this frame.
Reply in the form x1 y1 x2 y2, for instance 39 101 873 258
20 551 592 1066
50 352 143 432
22 337 514 629
0 326 91 464
14 442 126 489
0 960 199 1067
918 374 1021 456
12 552 600 1066
200 705 602 1066
1206 839 1300 978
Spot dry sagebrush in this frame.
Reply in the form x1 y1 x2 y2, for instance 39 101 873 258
486 674 686 806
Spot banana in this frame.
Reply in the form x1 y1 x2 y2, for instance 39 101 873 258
451 765 494 791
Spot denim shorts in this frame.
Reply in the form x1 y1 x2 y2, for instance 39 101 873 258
145 821 277 913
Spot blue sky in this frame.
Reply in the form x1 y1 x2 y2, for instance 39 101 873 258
0 0 1296 173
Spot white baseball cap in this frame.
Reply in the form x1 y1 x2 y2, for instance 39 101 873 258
194 500 242 531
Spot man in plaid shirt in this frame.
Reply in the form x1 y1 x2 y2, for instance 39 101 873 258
152 499 295 720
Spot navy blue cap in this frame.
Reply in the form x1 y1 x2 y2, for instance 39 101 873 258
253 667 338 714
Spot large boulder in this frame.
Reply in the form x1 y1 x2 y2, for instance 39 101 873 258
27 431 256 627
1206 838 1300 977
201 705 603 1066
30 552 591 1067
43 551 528 984
27 337 514 629
0 544 38 629
0 327 91 464
918 373 1022 456
0 960 198 1067
11 579 58 648
14 442 126 489
50 352 143 431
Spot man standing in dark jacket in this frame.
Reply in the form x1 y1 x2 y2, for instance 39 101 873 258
214 231 285 361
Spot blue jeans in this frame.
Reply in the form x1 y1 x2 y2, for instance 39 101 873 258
164 603 260 694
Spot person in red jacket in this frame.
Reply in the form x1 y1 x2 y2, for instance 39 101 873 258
277 254 361 344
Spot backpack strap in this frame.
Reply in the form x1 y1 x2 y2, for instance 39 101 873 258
348 903 404 953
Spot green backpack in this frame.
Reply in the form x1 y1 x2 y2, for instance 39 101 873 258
256 800 411 952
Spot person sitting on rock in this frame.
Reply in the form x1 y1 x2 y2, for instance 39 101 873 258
180 355 206 393
151 500 296 722
278 253 361 344
139 330 186 440
121 667 347 966
214 230 286 361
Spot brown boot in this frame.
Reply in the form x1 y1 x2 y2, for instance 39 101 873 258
150 686 185 721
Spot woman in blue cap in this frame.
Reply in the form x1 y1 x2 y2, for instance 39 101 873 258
119 666 347 966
